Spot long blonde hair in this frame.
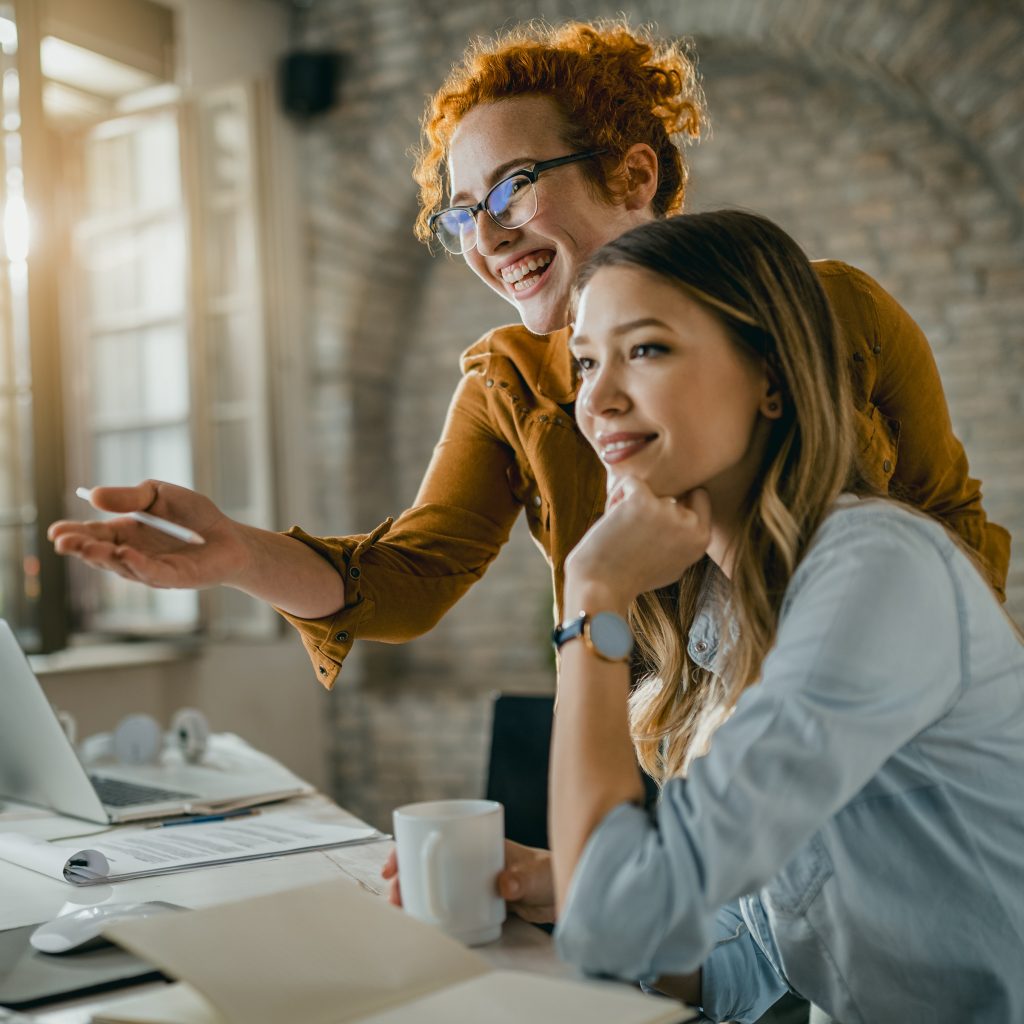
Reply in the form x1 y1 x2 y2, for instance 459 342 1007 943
575 211 866 780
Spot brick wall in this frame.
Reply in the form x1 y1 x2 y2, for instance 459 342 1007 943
294 0 1024 829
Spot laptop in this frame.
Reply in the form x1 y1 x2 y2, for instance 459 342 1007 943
0 620 313 823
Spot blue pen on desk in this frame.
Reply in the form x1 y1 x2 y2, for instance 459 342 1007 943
148 808 261 829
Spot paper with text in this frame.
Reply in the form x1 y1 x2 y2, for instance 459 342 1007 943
0 813 381 884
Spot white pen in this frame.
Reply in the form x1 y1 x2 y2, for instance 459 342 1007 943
75 487 205 546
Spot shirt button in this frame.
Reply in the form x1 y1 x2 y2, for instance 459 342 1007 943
883 459 893 473
485 379 494 388
348 566 361 579
318 666 327 675
533 495 542 508
694 640 708 654
872 345 882 355
538 414 548 423
335 631 349 642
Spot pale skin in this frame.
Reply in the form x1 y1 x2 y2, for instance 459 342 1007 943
48 94 660 927
48 90 776 1001
46 95 658 619
549 265 780 1003
387 267 779 1005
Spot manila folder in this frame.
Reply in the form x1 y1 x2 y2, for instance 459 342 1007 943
94 878 694 1024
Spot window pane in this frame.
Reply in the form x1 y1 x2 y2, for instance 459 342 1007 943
86 229 138 323
94 425 193 489
0 393 22 507
205 207 253 299
208 311 253 403
0 523 39 646
212 418 250 510
144 425 192 487
142 324 188 418
200 92 249 194
74 106 196 634
138 219 184 316
0 6 41 644
96 571 198 631
92 331 140 420
85 133 132 217
95 430 144 485
85 113 179 217
134 116 179 210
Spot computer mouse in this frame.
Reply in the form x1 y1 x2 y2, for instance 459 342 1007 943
29 900 185 954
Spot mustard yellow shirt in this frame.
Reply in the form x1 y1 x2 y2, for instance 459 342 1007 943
280 261 1011 688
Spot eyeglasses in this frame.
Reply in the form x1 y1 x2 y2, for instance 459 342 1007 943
429 150 606 255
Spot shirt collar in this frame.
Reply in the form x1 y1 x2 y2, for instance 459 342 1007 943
536 326 578 404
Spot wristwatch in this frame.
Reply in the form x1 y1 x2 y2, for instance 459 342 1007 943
552 611 634 662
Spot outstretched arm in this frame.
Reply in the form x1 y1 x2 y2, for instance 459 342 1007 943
48 480 346 618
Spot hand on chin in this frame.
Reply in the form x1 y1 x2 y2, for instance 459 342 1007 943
566 477 712 606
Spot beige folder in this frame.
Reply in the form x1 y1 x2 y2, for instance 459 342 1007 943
91 878 697 1024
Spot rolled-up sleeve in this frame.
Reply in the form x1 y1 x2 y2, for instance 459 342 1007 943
275 368 522 688
699 903 789 1023
558 820 787 1021
555 506 964 1001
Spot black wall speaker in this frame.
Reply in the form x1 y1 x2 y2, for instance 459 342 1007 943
279 50 343 119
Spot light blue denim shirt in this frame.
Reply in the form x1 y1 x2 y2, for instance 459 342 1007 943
555 498 1024 1023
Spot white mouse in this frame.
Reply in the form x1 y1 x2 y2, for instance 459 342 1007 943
29 900 184 954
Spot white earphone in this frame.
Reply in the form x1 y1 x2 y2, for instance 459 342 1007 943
76 708 211 767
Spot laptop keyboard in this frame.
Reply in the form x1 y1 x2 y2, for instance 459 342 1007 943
89 775 196 807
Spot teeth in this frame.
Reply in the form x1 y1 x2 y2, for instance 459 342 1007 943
602 439 648 455
501 253 552 285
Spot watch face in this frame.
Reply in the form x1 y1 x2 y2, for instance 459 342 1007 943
589 612 634 661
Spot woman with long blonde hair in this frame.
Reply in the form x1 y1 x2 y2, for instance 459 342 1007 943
549 210 1024 1023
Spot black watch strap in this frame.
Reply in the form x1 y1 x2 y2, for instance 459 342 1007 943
552 614 587 651
552 611 634 662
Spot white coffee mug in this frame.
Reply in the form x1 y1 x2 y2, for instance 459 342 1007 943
392 798 506 946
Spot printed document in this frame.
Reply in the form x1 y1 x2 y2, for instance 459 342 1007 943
0 813 381 884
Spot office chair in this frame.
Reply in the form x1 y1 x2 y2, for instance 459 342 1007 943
485 693 658 850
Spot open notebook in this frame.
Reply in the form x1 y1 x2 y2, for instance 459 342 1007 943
91 879 699 1024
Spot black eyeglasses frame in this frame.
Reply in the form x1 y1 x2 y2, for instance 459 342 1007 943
428 149 607 252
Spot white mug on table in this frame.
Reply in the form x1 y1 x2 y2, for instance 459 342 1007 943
392 798 505 946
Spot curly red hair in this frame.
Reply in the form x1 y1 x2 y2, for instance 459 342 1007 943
413 20 707 244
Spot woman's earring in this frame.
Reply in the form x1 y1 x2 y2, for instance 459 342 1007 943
767 400 780 414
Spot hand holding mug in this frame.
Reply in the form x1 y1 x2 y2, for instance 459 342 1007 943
383 838 555 926
391 799 506 945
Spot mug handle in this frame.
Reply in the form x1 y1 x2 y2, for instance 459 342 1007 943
422 830 446 922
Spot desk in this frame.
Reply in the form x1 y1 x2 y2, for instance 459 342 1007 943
0 795 571 1023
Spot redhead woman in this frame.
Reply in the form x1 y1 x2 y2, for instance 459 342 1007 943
49 21 1008 664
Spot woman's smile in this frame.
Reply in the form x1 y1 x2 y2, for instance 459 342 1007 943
595 431 658 465
498 250 555 293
